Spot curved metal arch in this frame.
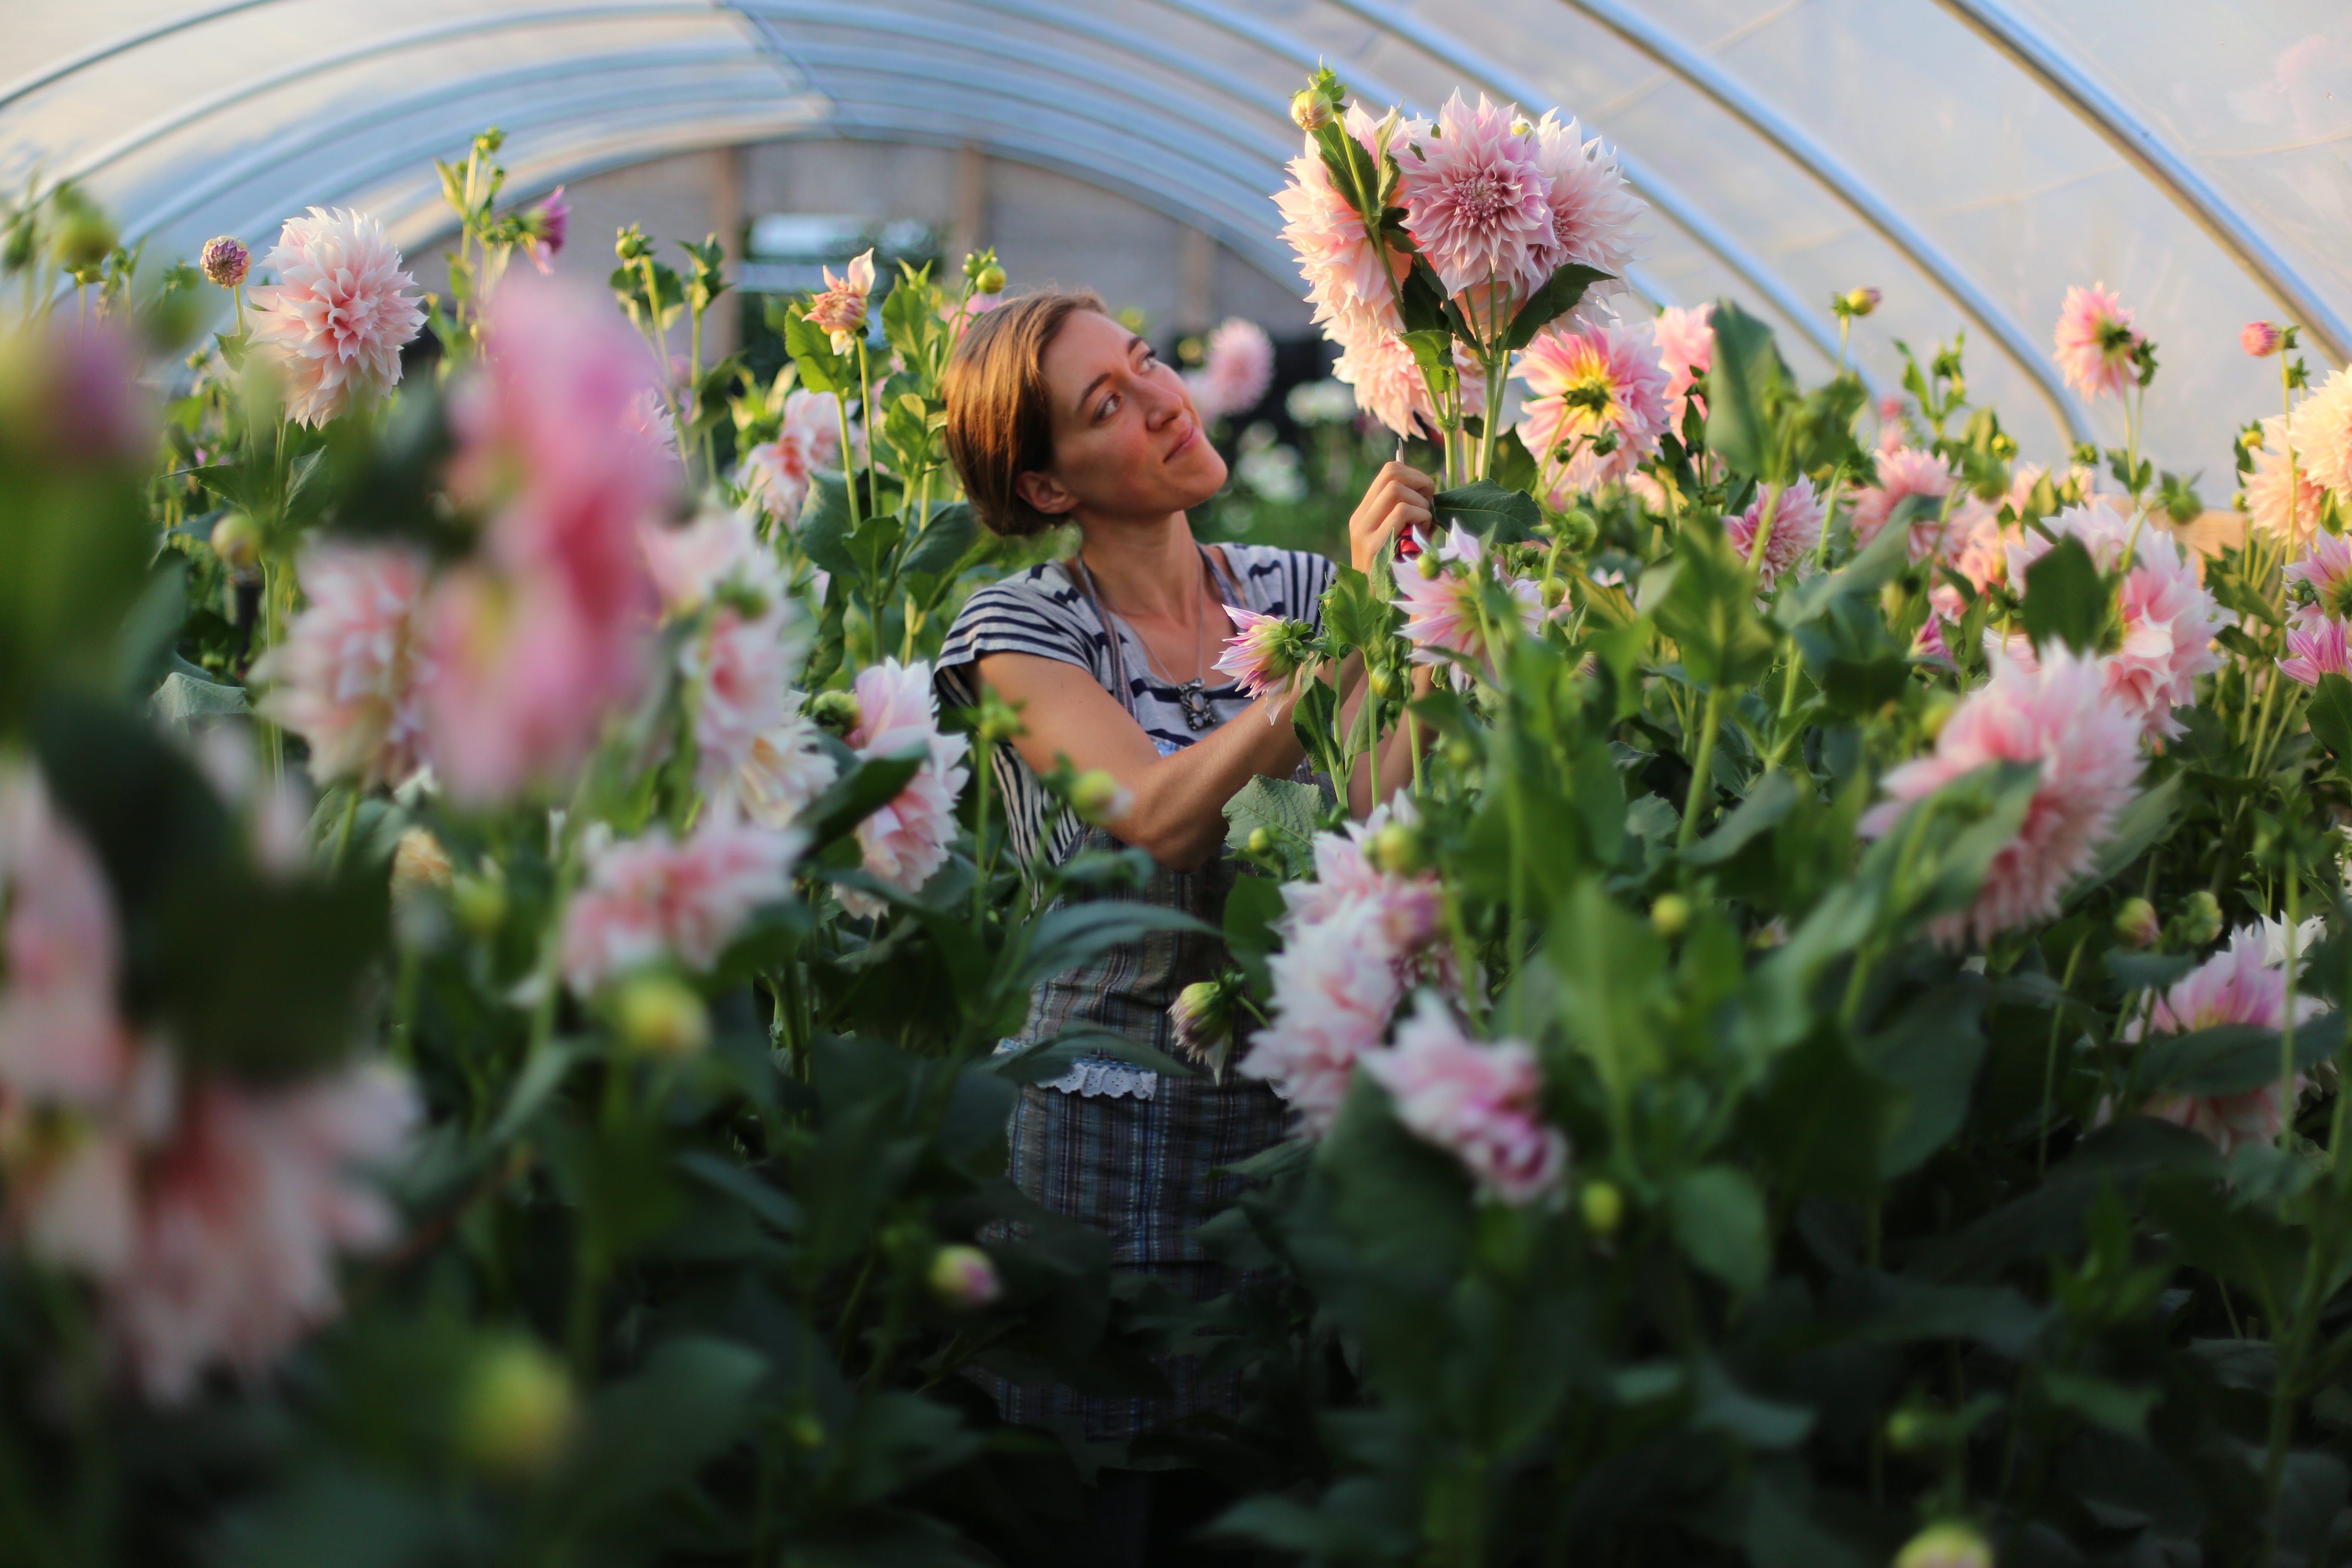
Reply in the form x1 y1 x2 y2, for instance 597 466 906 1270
1931 0 2350 368
1538 0 2090 440
0 0 288 113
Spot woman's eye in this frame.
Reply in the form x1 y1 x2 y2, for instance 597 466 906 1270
1096 392 1120 421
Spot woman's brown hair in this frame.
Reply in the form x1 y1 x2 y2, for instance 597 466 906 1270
942 288 1106 537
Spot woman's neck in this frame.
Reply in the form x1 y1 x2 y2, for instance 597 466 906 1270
1074 509 1204 619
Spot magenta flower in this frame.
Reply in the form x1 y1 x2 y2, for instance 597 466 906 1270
522 185 569 273
1850 446 1957 557
2279 616 2352 687
1394 92 1553 302
1185 317 1275 422
807 249 875 354
1363 995 1567 1207
839 658 971 918
2004 501 2229 739
2051 282 2144 401
1860 648 2142 947
2125 929 2322 1153
1519 112 1644 305
2242 321 2284 358
1652 303 1713 429
1724 475 1826 590
253 541 431 789
1514 321 1672 500
562 816 804 994
245 207 425 426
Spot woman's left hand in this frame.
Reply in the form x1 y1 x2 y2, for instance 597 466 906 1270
1347 460 1437 575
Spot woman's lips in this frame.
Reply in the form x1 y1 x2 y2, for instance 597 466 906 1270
1163 421 1200 462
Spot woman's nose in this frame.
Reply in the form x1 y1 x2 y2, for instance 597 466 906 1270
1139 371 1186 426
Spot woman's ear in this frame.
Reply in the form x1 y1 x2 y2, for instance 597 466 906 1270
1014 469 1079 518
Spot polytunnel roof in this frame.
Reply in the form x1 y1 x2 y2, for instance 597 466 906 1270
5 0 2349 473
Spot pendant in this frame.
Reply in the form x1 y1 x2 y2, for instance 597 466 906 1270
1177 680 1213 731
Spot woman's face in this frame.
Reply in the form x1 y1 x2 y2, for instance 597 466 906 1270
1018 310 1228 523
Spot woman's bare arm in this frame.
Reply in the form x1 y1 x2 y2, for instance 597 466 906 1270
974 651 1308 870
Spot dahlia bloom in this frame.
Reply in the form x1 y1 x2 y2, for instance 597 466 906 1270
1273 106 1413 337
245 208 425 426
1860 648 2142 947
1329 313 1436 438
2279 616 2352 687
639 505 766 615
1213 606 1315 704
1280 801 1443 955
736 389 845 527
2284 530 2352 624
199 235 249 290
562 816 804 993
2259 913 2329 975
1653 303 1713 429
1362 995 1567 1206
1239 899 1405 1134
1850 447 1957 558
1392 524 1544 680
1724 476 1825 590
253 541 431 789
2243 321 2285 358
2246 413 2328 542
2051 283 2143 402
807 250 874 354
839 658 970 918
1921 497 2012 649
0 765 133 1108
521 185 568 273
1395 92 1553 302
1514 321 1671 500
1185 318 1275 422
1521 113 1643 307
2290 368 2352 503
2004 501 2228 739
425 276 670 803
687 601 808 798
738 707 841 831
2125 929 2323 1154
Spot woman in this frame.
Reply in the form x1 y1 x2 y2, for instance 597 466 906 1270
936 290 1432 1558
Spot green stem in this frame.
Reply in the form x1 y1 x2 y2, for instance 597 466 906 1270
856 337 880 537
1675 683 1724 850
2037 934 2089 1176
2281 870 2301 1151
835 395 863 528
328 785 361 873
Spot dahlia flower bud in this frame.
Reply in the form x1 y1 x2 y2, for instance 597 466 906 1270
807 250 876 355
209 511 260 571
1213 606 1317 705
2114 896 2160 950
806 689 862 735
1579 1179 1624 1237
1893 1522 1993 1568
56 202 117 270
526 187 568 257
1416 546 1444 580
1835 286 1882 318
1650 893 1690 938
2242 321 2284 358
199 235 250 289
613 974 710 1059
927 1244 1001 1309
1246 826 1276 858
1369 821 1426 877
456 1337 577 1478
391 827 454 899
614 223 652 263
1170 975 1244 1076
451 873 507 937
2174 891 2223 949
1290 88 1335 132
973 262 1007 296
1068 769 1132 827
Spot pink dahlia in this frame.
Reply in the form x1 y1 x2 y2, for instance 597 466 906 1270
2051 283 2143 402
840 658 970 918
737 389 845 527
1329 314 1437 438
688 602 804 796
1238 898 1404 1135
2279 616 2352 687
106 1064 416 1404
0 765 132 1108
1652 303 1713 429
2125 929 2322 1154
1850 446 1957 557
2284 530 2352 624
807 250 874 354
1362 995 1566 1206
425 276 670 803
2243 321 2285 358
2247 414 2328 543
1274 106 1413 337
639 506 763 615
562 815 803 993
2004 501 2228 739
1213 605 1315 704
521 185 568 273
1514 321 1671 500
2291 368 2352 503
1186 317 1275 422
1394 92 1553 302
253 541 430 789
1860 648 2142 947
738 707 840 830
1724 475 1826 590
1921 497 2012 647
245 208 425 426
1519 112 1643 306
1392 524 1544 680
1280 802 1442 955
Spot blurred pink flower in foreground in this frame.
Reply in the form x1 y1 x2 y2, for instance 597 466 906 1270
2125 929 2322 1154
1652 304 1713 429
737 389 846 527
1185 318 1275 423
1515 321 1671 500
254 541 431 789
2004 501 2229 739
424 276 671 803
1363 995 1567 1206
2051 283 2143 402
839 658 970 918
246 207 425 426
1861 648 2141 947
1396 92 1552 302
1724 475 1825 591
1850 446 1956 557
563 816 805 993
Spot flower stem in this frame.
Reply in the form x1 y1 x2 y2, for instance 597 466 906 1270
1676 683 1724 850
2037 933 2089 1176
2281 868 2301 1151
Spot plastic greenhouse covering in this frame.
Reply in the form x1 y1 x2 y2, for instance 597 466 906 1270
3 0 2349 472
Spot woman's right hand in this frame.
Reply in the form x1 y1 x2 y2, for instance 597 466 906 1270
1347 461 1436 575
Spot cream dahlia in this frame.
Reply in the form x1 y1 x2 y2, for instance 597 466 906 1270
562 816 804 993
2291 367 2352 502
1273 106 1413 337
246 208 425 426
253 540 430 789
2247 414 2328 543
737 389 846 527
807 250 874 354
